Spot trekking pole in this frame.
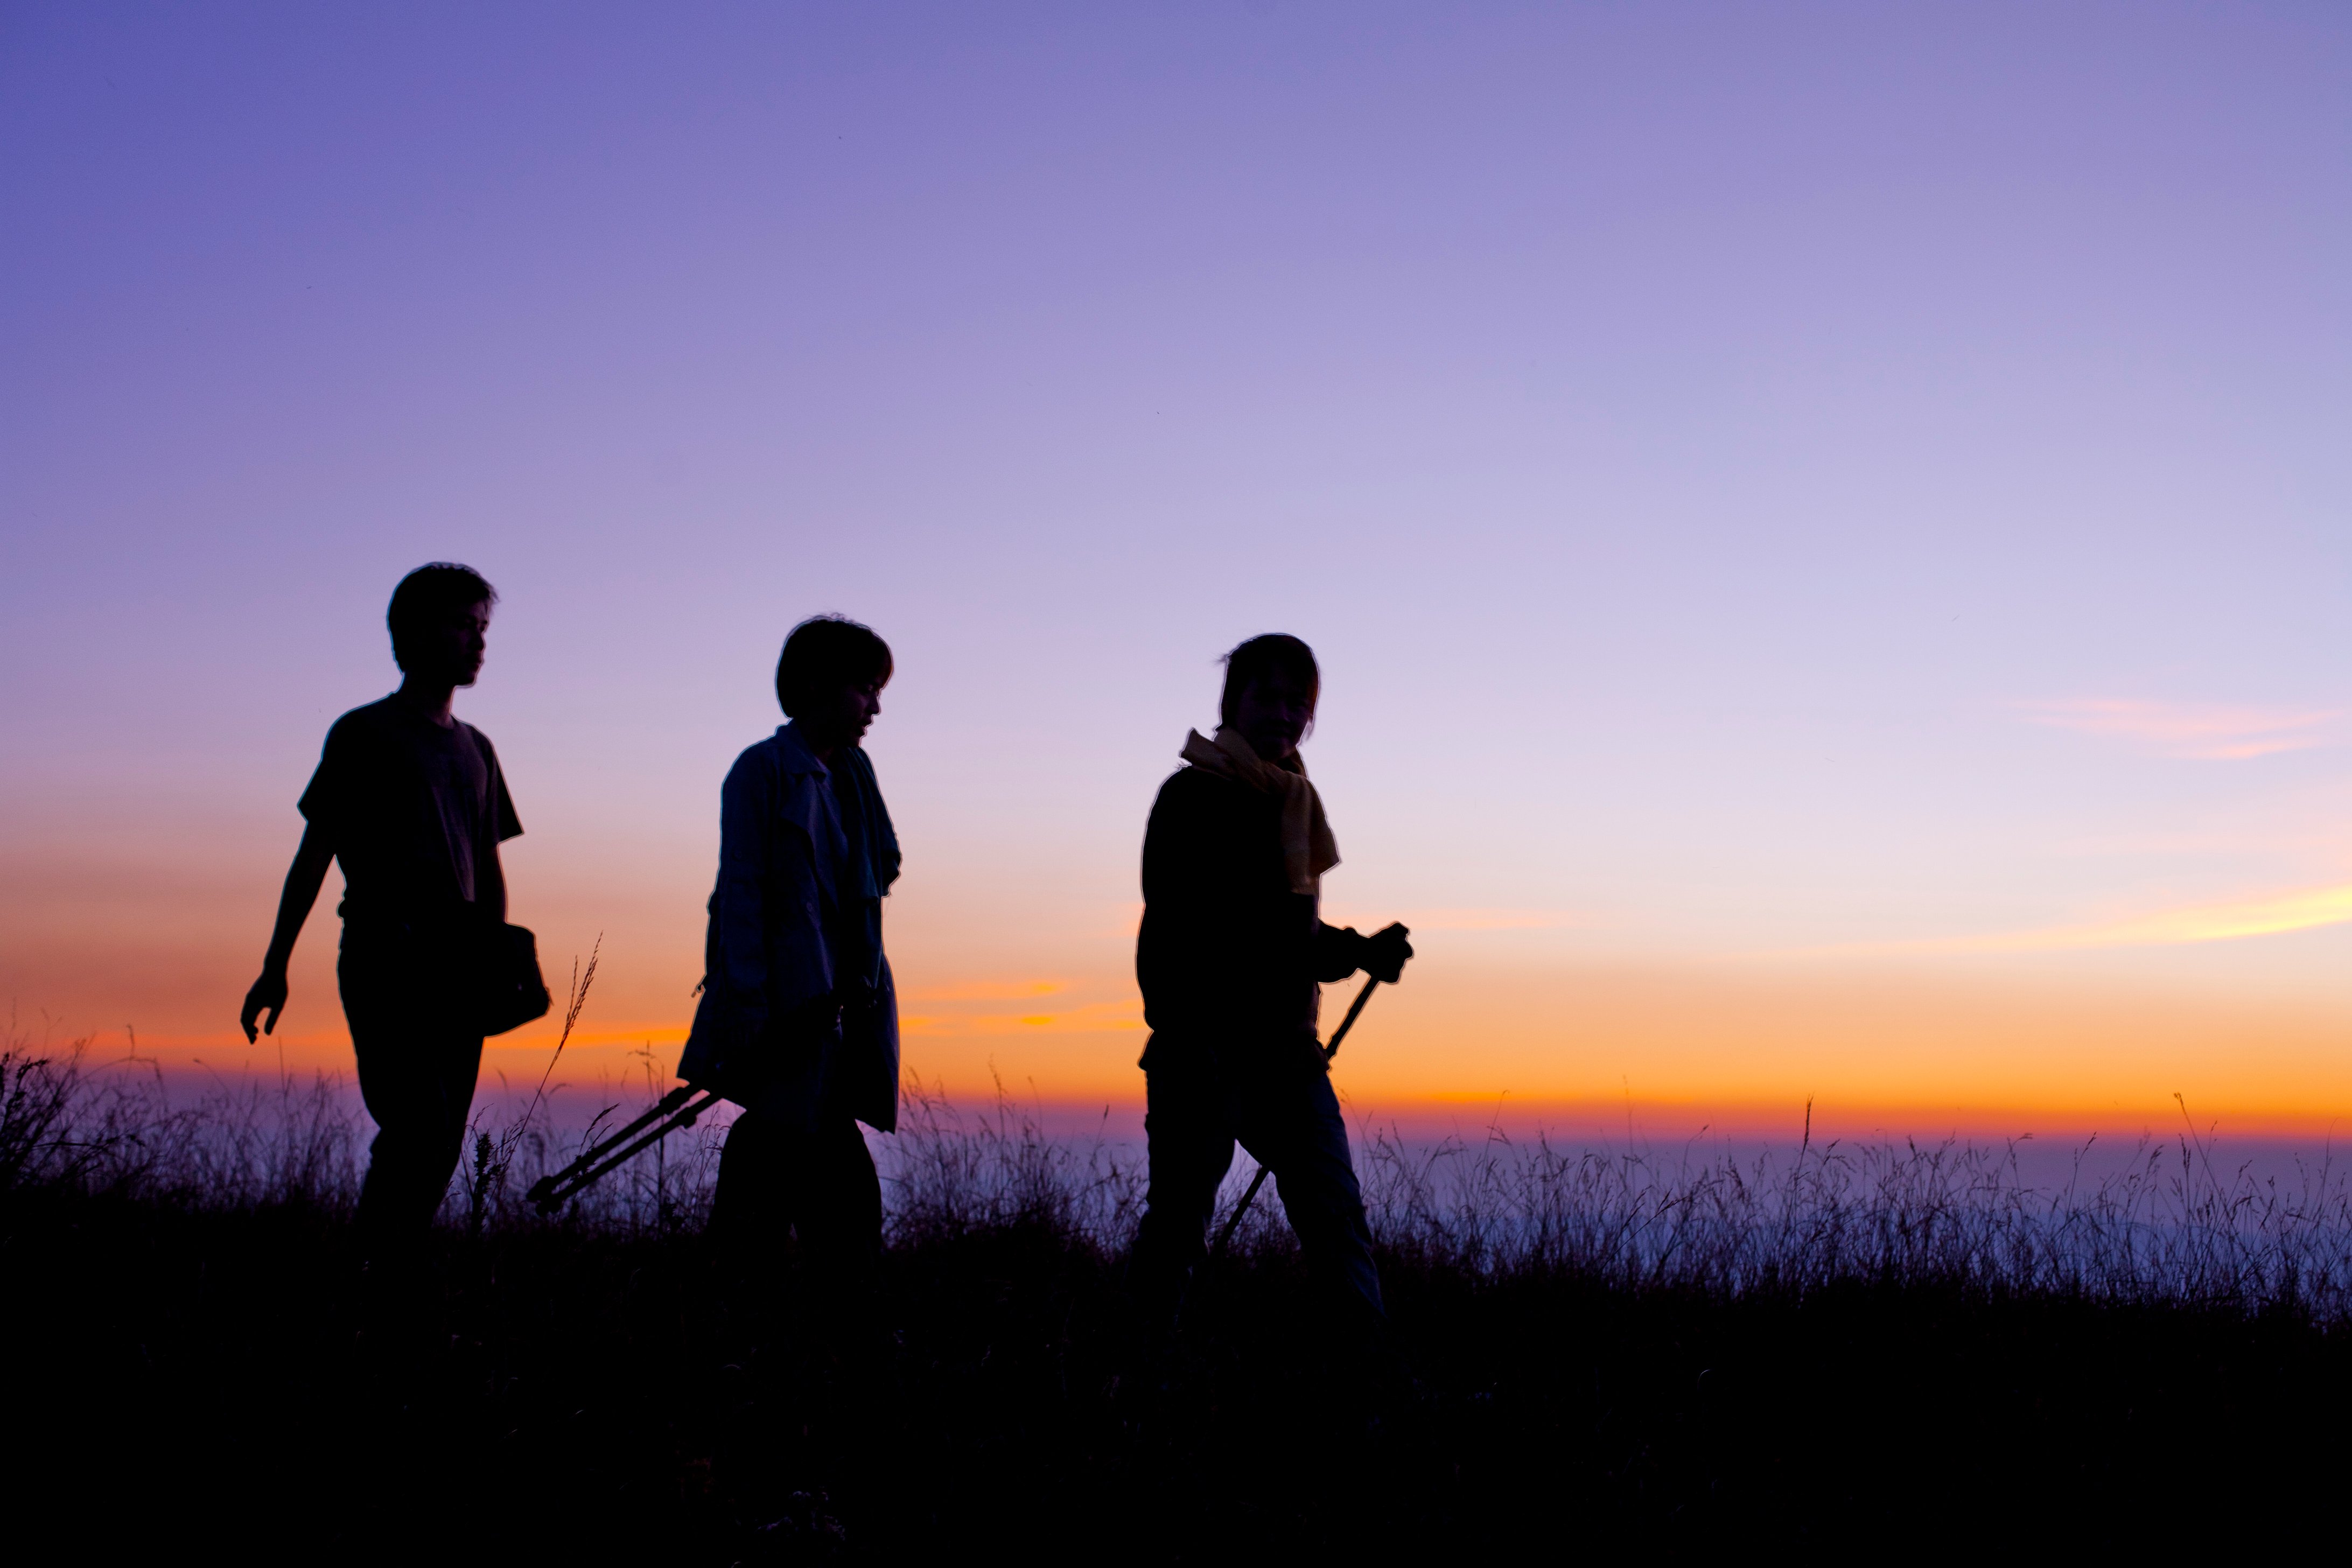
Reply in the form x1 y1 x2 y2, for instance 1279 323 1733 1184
526 1084 725 1214
1210 974 1382 1257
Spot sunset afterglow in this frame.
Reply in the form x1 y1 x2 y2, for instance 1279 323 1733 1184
5 3 2348 1147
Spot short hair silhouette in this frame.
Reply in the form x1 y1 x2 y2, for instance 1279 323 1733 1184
388 563 499 672
1219 634 1320 725
775 615 894 717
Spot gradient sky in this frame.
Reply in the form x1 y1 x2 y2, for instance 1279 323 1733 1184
5 3 2349 1138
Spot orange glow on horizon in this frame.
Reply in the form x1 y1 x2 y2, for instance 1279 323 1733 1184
68 948 2352 1145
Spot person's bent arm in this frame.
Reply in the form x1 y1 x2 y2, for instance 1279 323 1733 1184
708 754 775 1035
241 823 336 1041
477 808 510 927
1138 777 1223 1033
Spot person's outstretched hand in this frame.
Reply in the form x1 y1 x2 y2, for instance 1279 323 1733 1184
1363 922 1413 984
241 968 288 1043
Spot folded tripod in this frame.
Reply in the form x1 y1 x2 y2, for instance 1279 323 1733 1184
527 1083 726 1214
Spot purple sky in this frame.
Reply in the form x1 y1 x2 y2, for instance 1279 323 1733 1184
5 3 2349 1127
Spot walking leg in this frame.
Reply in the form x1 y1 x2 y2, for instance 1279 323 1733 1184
1129 1058 1235 1325
349 1017 484 1251
796 1115 881 1273
1236 1066 1385 1325
709 1109 790 1244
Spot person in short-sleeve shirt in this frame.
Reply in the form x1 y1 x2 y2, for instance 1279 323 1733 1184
241 563 523 1254
299 697 522 933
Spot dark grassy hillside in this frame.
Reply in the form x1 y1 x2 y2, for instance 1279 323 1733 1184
7 1181 2349 1559
5 1043 2348 1557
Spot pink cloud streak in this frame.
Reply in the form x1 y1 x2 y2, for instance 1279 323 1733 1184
2015 698 2344 760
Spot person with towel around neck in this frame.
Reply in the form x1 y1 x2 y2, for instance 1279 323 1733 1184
1131 633 1412 1337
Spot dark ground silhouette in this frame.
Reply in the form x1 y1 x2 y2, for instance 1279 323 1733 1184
5 1172 2344 1559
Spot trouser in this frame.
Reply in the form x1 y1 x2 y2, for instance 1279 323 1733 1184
339 935 485 1248
1131 1035 1385 1324
709 1110 882 1271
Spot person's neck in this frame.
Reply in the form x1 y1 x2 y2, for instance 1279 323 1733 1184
395 676 459 727
788 718 846 765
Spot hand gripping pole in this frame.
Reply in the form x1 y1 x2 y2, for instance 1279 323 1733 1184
1209 974 1381 1258
527 1084 725 1214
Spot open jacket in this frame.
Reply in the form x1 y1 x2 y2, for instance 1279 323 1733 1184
679 722 900 1132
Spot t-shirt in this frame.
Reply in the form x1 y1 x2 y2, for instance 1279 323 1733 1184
298 696 522 929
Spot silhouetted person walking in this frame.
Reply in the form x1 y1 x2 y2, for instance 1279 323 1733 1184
1131 634 1412 1339
241 563 522 1256
683 615 901 1283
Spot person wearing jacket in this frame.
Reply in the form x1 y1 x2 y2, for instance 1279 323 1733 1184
1130 633 1412 1331
682 615 901 1273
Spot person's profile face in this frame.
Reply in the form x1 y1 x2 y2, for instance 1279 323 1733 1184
415 600 492 686
1231 676 1315 763
811 675 886 746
